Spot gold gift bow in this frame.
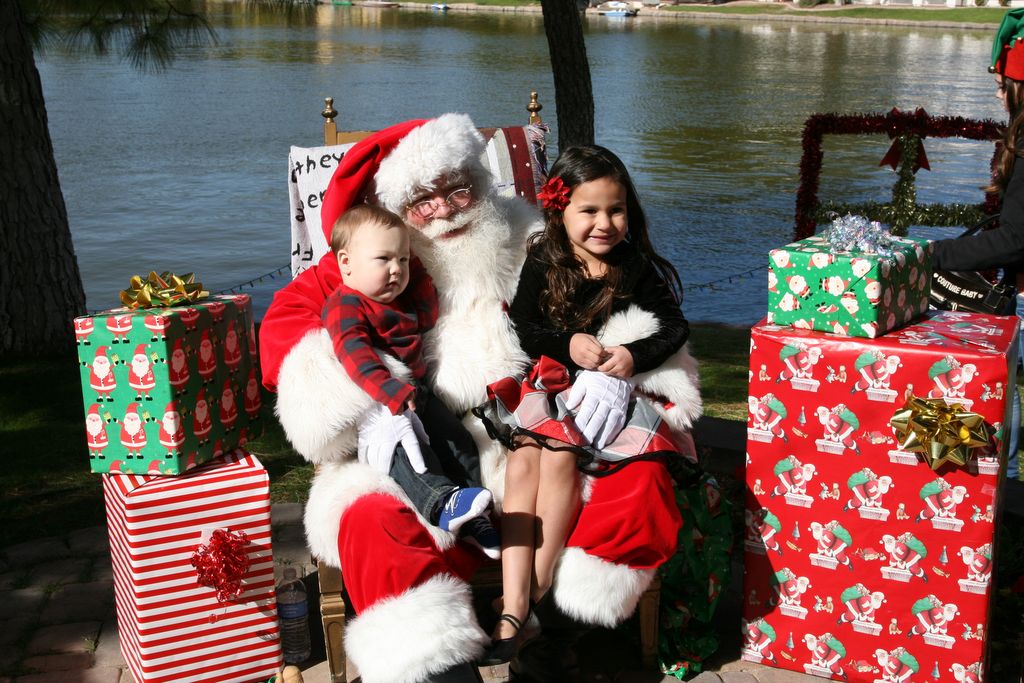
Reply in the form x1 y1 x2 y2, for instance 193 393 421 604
120 271 209 309
890 396 992 470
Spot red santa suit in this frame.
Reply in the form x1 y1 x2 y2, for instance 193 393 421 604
176 305 200 331
159 403 186 454
193 389 213 443
219 380 238 431
259 116 702 683
197 331 217 382
106 314 133 343
75 317 94 345
127 344 156 399
244 369 262 419
120 403 147 456
85 404 108 456
144 313 171 341
167 339 191 392
89 346 117 401
222 321 243 373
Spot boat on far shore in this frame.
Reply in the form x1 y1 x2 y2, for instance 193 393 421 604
431 2 450 9
358 0 401 7
596 1 638 16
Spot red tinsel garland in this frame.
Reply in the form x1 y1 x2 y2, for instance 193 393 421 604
190 528 251 603
795 107 1003 240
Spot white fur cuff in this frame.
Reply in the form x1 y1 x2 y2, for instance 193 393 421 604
552 547 656 628
304 462 455 568
345 574 489 683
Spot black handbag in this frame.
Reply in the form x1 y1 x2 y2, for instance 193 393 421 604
929 215 1018 316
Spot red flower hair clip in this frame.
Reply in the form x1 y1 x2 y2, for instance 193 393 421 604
537 176 571 211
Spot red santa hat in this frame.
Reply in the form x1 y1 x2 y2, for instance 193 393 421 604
196 387 207 403
95 345 109 360
88 404 101 417
319 114 490 241
319 118 427 243
164 401 177 416
125 402 140 418
133 343 147 358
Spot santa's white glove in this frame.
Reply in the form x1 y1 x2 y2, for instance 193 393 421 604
565 370 631 450
357 403 429 474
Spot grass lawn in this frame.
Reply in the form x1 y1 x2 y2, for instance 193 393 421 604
664 4 1007 24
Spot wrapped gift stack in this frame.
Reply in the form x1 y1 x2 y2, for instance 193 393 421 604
74 274 282 683
743 218 1016 682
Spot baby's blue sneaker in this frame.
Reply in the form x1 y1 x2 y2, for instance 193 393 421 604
461 515 501 560
438 487 492 534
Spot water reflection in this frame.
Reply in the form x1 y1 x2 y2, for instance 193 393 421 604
37 5 1001 324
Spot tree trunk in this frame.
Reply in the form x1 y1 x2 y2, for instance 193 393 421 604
0 0 86 355
540 0 595 149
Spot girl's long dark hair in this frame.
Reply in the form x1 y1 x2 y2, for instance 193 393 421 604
990 76 1024 193
530 144 683 331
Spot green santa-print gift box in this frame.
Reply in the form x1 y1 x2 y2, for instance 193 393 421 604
73 294 264 475
766 234 933 338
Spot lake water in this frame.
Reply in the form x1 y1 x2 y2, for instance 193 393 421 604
36 5 1003 324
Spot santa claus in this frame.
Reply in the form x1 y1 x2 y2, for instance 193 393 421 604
119 402 147 457
243 368 262 420
74 317 94 345
193 388 212 444
88 346 117 402
197 330 217 383
159 402 186 455
85 404 109 457
127 344 156 400
167 339 191 392
222 320 243 373
259 115 703 683
219 379 238 432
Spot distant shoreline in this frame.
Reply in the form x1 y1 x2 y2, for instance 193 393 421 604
358 1 1001 30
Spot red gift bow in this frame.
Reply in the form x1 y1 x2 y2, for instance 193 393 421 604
190 528 252 603
537 176 571 211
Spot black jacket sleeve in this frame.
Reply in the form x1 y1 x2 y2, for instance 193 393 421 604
620 260 690 374
508 256 575 366
933 160 1024 271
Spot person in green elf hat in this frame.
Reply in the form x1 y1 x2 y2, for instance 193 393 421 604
931 7 1024 480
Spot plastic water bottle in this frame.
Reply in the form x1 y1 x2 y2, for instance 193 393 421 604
276 567 311 664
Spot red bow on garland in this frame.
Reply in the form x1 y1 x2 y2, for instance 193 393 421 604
191 528 252 603
879 137 931 174
537 176 571 211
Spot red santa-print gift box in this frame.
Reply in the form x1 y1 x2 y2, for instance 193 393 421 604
103 449 282 683
74 294 263 475
742 310 1016 682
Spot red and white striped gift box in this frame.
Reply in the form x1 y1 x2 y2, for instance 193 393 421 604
103 449 283 683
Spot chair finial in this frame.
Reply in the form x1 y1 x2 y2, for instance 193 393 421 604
527 91 542 125
322 97 338 122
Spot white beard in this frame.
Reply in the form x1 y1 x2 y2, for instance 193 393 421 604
87 416 103 436
124 415 142 435
410 195 540 414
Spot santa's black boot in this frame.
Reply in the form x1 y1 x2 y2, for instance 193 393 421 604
425 662 484 683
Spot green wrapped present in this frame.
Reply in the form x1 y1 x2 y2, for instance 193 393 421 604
766 228 932 338
74 293 263 474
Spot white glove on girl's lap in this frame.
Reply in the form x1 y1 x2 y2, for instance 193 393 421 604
357 403 429 474
565 370 631 450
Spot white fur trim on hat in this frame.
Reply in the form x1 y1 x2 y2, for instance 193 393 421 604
345 574 488 683
374 113 490 214
552 547 656 627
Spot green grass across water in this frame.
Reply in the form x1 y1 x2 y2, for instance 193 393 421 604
665 4 1006 24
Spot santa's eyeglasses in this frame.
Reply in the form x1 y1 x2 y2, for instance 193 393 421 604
408 186 473 220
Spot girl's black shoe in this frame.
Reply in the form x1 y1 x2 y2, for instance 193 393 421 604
479 613 526 666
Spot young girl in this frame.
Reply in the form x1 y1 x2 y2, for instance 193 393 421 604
475 145 690 664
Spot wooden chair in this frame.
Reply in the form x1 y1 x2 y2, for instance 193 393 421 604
309 95 662 682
